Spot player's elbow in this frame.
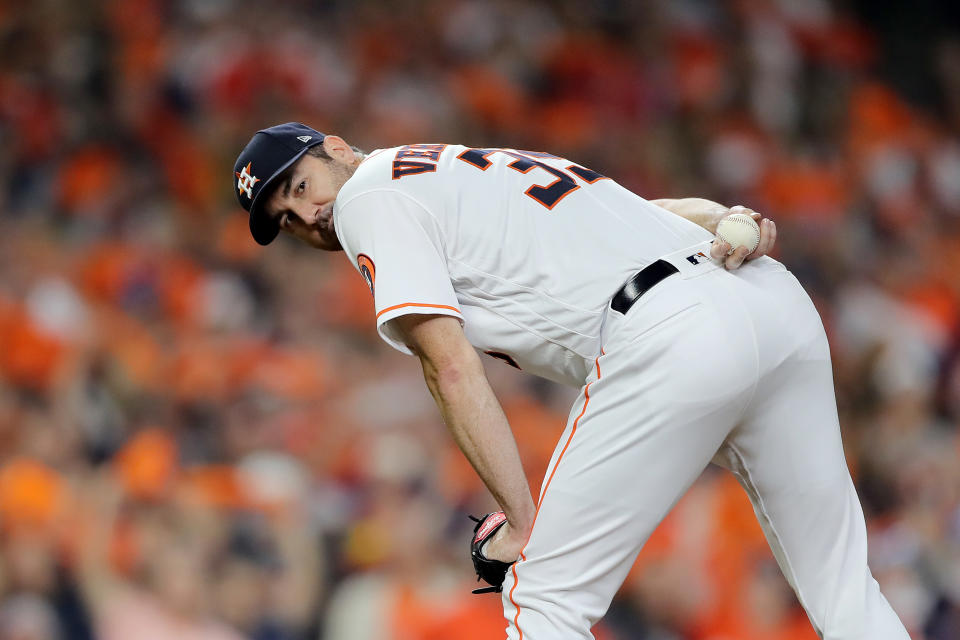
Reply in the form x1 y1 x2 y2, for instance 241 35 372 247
421 349 483 399
424 357 471 391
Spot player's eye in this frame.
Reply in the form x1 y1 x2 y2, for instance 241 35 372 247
281 214 291 229
296 180 306 194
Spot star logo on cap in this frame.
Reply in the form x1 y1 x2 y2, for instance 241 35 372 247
235 162 260 200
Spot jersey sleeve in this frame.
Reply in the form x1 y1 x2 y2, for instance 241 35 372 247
335 188 462 354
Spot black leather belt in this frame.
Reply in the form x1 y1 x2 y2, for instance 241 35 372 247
610 259 679 314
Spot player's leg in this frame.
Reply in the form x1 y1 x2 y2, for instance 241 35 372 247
500 294 758 640
716 273 909 639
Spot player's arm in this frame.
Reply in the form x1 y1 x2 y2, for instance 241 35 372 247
650 197 728 232
392 313 535 563
650 198 777 269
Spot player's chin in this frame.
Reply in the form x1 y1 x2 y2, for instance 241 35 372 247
302 230 341 251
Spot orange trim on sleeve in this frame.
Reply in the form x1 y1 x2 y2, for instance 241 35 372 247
509 354 602 638
375 302 462 320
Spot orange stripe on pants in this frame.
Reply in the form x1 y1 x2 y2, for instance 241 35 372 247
509 354 602 639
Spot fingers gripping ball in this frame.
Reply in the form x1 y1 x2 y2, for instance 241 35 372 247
469 512 515 594
716 213 760 255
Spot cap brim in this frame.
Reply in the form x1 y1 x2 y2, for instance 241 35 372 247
249 210 281 246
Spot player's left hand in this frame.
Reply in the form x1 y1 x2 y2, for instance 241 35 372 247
469 512 526 594
709 205 777 270
482 518 527 564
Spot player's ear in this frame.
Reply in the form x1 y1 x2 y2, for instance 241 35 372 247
322 136 356 163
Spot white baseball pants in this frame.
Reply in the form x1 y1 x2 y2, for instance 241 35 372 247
501 244 908 639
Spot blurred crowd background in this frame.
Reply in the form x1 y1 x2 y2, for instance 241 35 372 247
2 0 960 638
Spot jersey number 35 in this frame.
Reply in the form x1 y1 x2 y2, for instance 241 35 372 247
457 148 608 210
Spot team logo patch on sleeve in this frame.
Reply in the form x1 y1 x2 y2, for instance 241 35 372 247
357 254 376 296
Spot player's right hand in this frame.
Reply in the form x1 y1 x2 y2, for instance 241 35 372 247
709 206 777 270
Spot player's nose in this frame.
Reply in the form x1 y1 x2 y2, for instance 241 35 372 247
291 203 318 224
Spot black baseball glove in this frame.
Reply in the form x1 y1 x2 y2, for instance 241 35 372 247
469 511 515 594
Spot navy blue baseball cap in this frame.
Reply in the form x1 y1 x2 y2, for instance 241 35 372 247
234 122 326 245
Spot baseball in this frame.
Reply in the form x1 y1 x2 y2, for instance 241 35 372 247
715 212 760 255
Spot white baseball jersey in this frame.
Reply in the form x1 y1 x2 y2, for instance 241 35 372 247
332 143 908 640
334 144 712 387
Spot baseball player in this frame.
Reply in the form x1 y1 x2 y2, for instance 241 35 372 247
233 123 909 639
